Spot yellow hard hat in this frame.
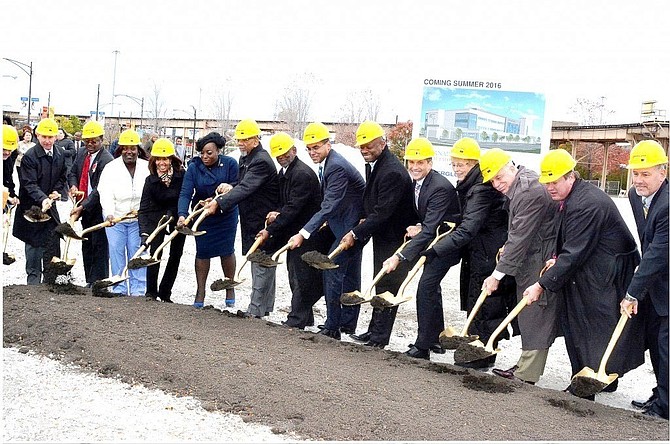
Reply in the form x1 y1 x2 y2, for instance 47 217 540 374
627 140 668 169
3 124 19 151
404 137 435 160
269 132 294 157
539 149 577 184
235 119 261 140
480 148 512 183
355 120 385 146
118 129 141 146
303 122 330 144
35 118 59 136
82 120 105 139
151 138 175 157
451 137 481 160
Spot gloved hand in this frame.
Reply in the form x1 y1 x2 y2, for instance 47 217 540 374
140 233 149 246
419 248 438 264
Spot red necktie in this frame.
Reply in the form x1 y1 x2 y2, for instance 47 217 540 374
79 154 91 199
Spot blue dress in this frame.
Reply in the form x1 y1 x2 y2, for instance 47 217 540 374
178 155 239 259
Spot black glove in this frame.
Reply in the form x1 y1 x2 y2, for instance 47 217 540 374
140 233 149 246
420 248 438 264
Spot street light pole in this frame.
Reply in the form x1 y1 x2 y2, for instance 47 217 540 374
114 94 144 130
2 58 33 126
192 105 197 158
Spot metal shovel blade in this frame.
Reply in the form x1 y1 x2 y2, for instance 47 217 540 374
176 225 206 236
127 255 161 269
453 340 498 365
47 256 76 275
301 250 339 270
439 326 479 350
570 368 618 398
568 310 630 398
210 278 243 291
54 222 83 239
24 206 51 223
93 274 127 290
340 291 370 306
247 250 279 268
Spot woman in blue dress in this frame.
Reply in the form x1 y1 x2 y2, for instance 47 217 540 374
178 132 239 308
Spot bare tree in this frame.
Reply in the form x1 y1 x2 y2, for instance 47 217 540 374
147 82 168 135
274 73 318 138
363 89 381 122
211 85 234 140
338 90 365 124
569 97 616 125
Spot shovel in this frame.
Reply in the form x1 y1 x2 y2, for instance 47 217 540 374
453 295 530 366
340 237 412 306
370 222 456 308
77 211 139 240
3 203 16 265
569 306 633 398
177 191 228 236
270 241 293 265
210 235 266 291
92 215 171 292
127 207 203 269
302 241 347 270
54 191 86 239
23 192 61 222
126 215 175 269
439 288 487 350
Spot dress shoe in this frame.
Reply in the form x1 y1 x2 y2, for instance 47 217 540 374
340 327 356 335
364 340 385 349
409 343 445 354
350 332 372 342
642 406 668 420
318 328 341 340
405 345 430 360
632 394 657 410
492 365 519 379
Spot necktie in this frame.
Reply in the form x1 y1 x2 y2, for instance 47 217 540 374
414 182 421 207
318 165 323 183
79 153 91 199
642 197 649 218
365 163 371 181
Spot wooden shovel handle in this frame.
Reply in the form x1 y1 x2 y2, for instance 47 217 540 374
234 236 265 281
460 288 488 336
271 241 292 262
328 243 346 260
484 296 529 351
80 212 137 236
596 309 631 376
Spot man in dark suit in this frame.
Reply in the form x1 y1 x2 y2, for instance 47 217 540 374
12 118 68 284
340 121 415 348
289 122 365 339
68 120 114 286
381 138 460 358
620 139 669 420
258 132 331 328
208 119 280 318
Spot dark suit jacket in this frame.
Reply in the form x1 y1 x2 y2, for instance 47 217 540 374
302 149 365 241
266 157 321 246
627 179 669 316
402 169 459 262
13 143 68 246
216 143 279 254
68 147 115 215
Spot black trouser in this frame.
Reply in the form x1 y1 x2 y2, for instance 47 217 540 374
366 240 411 346
146 229 186 301
414 256 453 349
81 209 109 284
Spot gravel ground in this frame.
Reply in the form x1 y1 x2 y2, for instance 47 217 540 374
2 196 662 442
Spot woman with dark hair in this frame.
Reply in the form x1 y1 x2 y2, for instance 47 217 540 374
98 129 150 297
177 132 239 308
138 138 186 302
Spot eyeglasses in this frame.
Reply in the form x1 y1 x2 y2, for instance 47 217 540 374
306 142 327 153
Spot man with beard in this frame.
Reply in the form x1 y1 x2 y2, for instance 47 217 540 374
68 120 114 286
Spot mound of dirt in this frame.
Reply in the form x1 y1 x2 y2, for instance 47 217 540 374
3 284 668 441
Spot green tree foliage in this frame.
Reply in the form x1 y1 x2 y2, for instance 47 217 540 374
54 115 83 136
387 121 413 162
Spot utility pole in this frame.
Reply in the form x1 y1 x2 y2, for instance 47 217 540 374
2 58 32 126
95 84 100 120
111 50 119 120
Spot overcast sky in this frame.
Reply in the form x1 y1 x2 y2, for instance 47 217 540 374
2 0 669 126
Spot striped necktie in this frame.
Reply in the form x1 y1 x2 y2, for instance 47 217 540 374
642 197 649 218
